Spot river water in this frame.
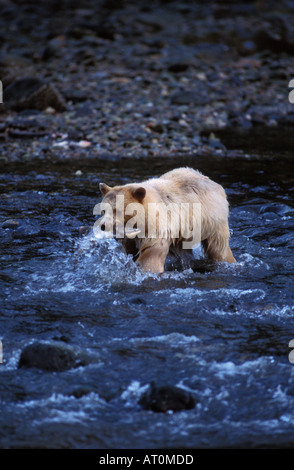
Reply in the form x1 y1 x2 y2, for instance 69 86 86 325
0 148 293 448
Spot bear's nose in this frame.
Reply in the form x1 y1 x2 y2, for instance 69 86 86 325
101 223 105 231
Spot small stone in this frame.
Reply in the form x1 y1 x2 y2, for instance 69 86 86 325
77 140 91 148
167 62 190 73
179 119 189 127
45 106 56 114
195 72 206 81
108 132 118 141
122 141 133 148
148 122 164 133
170 91 209 106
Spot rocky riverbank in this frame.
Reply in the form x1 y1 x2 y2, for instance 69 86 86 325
1 0 294 163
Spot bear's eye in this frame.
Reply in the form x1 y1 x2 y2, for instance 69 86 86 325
101 210 105 216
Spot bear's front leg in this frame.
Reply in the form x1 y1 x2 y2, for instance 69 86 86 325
137 240 170 273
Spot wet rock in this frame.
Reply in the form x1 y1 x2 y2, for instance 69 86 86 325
18 341 94 372
69 386 97 398
208 133 226 151
63 89 89 103
5 116 49 139
73 103 95 118
167 62 190 73
130 297 147 305
2 219 20 229
41 37 65 61
136 12 163 33
72 47 97 66
139 382 196 413
79 225 92 237
4 78 66 112
147 122 165 134
170 90 209 106
213 3 257 19
253 16 294 55
165 50 197 73
0 56 35 87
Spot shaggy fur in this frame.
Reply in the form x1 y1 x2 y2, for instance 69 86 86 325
98 167 236 273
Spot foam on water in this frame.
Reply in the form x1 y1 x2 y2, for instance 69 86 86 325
210 356 276 378
13 392 107 427
21 231 271 298
21 234 159 297
112 332 200 345
121 380 149 407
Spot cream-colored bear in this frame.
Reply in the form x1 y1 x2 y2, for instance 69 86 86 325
97 167 236 273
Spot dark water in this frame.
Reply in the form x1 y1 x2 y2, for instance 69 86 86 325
0 151 293 449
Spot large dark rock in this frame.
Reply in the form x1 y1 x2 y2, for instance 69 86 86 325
139 382 196 413
4 78 66 112
18 341 94 372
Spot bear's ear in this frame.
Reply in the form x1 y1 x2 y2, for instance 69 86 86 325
99 183 112 196
132 186 146 203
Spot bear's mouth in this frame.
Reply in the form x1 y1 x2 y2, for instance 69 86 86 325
111 223 141 239
125 228 141 239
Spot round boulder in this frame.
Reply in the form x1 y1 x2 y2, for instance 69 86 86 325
18 341 94 372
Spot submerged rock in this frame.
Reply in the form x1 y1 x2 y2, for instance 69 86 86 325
2 219 20 229
18 341 95 372
79 225 92 237
69 385 97 398
139 382 196 413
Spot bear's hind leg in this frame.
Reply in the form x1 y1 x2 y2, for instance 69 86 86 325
223 246 236 263
202 226 236 264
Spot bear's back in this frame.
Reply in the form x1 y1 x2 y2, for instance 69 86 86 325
161 167 202 181
147 167 224 200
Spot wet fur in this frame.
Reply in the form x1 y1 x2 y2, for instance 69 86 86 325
99 167 236 273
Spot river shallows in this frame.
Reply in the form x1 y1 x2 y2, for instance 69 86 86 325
0 153 293 448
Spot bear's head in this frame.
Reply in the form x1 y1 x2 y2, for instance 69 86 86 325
95 183 147 239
